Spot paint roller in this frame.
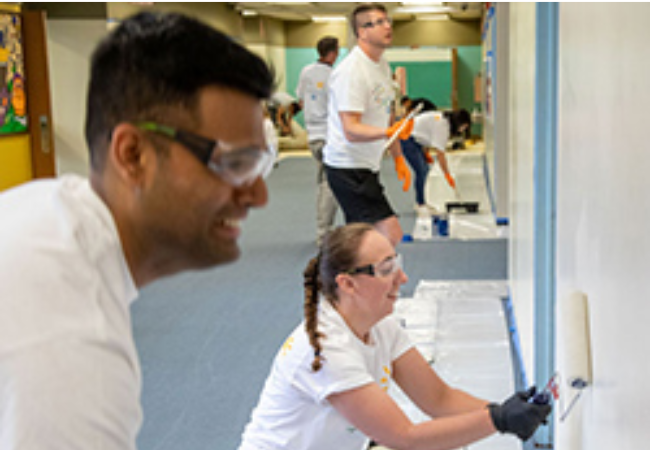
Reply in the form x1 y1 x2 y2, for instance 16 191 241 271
557 291 592 421
445 188 479 214
445 162 479 214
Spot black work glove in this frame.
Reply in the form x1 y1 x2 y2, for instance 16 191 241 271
487 387 552 441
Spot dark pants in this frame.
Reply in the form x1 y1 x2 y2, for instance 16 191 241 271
401 136 430 206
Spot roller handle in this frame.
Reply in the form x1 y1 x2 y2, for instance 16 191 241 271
383 102 424 150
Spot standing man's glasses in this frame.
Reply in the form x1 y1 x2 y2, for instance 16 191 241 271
135 122 273 187
361 17 393 29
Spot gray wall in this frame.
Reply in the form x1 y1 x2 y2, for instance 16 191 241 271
47 19 106 177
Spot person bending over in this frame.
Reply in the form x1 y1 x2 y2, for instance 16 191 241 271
400 98 471 215
239 223 551 450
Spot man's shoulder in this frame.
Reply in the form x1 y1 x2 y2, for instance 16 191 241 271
300 61 318 75
331 50 362 78
301 62 330 77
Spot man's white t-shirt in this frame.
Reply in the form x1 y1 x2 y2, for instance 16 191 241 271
324 46 394 172
239 300 413 450
0 175 142 449
296 61 332 141
411 111 449 151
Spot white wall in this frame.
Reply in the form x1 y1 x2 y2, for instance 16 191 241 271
482 4 511 219
555 4 650 449
246 44 287 93
493 4 510 220
47 20 108 177
505 3 537 380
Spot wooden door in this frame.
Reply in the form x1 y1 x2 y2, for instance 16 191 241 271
22 10 56 178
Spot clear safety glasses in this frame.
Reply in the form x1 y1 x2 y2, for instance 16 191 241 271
361 16 393 29
136 122 273 187
347 253 403 278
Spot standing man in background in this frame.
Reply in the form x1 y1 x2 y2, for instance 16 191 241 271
0 12 273 449
296 36 340 246
324 3 413 248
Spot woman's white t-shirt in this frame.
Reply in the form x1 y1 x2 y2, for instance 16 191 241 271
239 300 413 450
411 111 449 151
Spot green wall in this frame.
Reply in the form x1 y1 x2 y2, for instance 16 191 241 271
390 61 453 109
457 46 482 136
285 46 481 133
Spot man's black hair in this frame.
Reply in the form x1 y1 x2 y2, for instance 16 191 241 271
85 12 273 170
350 3 388 38
317 36 339 58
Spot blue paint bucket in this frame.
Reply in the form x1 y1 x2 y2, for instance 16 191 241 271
437 215 449 237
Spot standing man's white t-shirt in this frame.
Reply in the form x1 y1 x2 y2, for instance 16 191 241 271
324 46 394 172
296 61 333 141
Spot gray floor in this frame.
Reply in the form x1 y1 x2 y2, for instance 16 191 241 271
132 155 508 450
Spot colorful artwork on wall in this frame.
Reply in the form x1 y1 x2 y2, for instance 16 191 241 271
0 13 27 134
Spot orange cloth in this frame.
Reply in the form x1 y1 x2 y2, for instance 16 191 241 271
394 155 411 192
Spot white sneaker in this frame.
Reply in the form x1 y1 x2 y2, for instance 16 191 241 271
416 205 431 218
425 204 441 215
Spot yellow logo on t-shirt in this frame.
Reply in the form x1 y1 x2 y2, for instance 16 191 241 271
280 336 294 357
380 366 391 392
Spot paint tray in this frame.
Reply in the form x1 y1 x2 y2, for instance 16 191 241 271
445 201 480 214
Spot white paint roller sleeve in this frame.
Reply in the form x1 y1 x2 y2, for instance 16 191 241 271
557 291 592 389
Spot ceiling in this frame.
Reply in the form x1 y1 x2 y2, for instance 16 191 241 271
228 2 484 22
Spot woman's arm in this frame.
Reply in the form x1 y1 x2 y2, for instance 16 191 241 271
392 348 488 418
433 149 451 178
328 381 495 450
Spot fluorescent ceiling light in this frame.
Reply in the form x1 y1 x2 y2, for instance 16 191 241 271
241 9 258 16
312 16 347 22
418 14 449 21
395 5 452 14
401 1 444 5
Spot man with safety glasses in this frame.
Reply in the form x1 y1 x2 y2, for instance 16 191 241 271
0 12 273 450
324 3 413 248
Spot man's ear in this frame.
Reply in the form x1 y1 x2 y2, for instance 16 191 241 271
108 123 149 186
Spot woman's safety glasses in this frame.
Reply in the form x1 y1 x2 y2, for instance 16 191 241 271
347 254 403 278
136 122 274 187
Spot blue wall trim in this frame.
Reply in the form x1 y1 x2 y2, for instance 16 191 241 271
533 2 559 445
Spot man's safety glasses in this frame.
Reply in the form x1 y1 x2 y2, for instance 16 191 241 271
136 122 273 187
361 16 393 29
347 254 403 278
